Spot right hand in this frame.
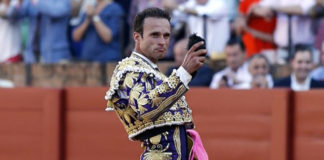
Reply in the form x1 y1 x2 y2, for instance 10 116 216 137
181 41 207 74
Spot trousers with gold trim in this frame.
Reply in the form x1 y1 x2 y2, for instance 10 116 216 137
140 125 189 160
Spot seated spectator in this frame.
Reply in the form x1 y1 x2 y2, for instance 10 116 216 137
311 42 324 81
210 37 250 89
274 44 324 91
166 38 214 86
246 54 273 89
10 0 72 64
73 0 124 63
0 0 22 63
236 0 277 59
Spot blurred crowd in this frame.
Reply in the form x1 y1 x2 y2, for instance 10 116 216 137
0 0 324 89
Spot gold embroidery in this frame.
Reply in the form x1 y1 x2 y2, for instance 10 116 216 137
124 72 138 88
129 83 148 114
117 59 136 71
115 106 137 126
168 72 181 89
108 54 193 139
129 83 143 100
137 94 149 114
157 84 169 94
174 112 182 122
147 82 165 108
150 134 162 145
126 109 193 137
143 149 172 160
174 127 181 160
144 142 172 160
142 84 187 120
163 112 173 122
151 96 165 108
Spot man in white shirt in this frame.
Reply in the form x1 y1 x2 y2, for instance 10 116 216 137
246 54 273 89
274 44 324 91
165 0 230 56
210 37 250 89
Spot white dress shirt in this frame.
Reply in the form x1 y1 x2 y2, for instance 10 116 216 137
174 0 230 56
209 63 250 89
238 74 274 89
291 74 311 91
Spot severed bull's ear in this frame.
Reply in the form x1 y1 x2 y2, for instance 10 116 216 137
187 33 206 53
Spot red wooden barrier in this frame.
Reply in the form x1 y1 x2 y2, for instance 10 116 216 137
186 88 290 160
0 88 62 160
293 90 324 160
2 87 324 160
64 87 142 160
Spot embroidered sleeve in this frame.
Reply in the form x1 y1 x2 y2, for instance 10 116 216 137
121 70 188 120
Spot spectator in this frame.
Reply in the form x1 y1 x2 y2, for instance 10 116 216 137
236 0 277 59
209 37 250 89
310 0 324 54
69 0 86 59
166 0 230 57
256 0 316 62
73 0 124 63
11 0 72 63
246 54 273 88
311 42 324 81
224 0 239 21
274 44 324 91
166 38 214 86
0 0 22 63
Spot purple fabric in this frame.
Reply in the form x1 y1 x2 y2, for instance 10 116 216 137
187 129 209 160
140 126 188 160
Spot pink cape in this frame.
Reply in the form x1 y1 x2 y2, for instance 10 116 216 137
187 129 209 160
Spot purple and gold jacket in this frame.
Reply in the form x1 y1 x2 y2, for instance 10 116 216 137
105 54 194 140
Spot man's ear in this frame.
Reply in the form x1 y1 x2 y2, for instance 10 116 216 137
133 32 141 43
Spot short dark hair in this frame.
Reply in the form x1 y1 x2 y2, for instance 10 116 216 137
133 7 171 37
248 54 270 67
226 36 245 52
293 44 313 59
